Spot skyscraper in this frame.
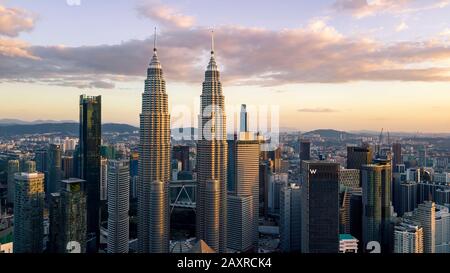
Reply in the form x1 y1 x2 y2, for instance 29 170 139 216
393 143 402 169
350 192 363 247
138 32 170 253
100 157 108 201
299 140 311 165
301 161 340 253
49 178 88 253
47 144 62 195
24 161 36 173
397 181 418 217
259 161 271 218
227 116 259 252
48 192 62 253
7 160 20 204
173 146 190 172
361 161 392 252
393 219 423 253
435 205 450 253
409 201 436 253
280 183 302 252
347 145 373 170
79 94 102 252
197 32 228 253
226 195 253 252
240 104 249 133
34 149 48 174
61 155 74 179
107 160 130 253
13 172 45 253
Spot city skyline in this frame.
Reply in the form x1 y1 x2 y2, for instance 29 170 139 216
1 1 450 133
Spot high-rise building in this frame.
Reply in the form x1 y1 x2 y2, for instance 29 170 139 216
301 161 340 253
393 219 423 253
107 160 130 253
409 201 436 253
13 172 45 253
347 145 373 171
436 189 450 206
100 157 108 201
79 94 102 252
361 161 392 252
49 178 88 253
393 143 402 169
240 104 249 133
227 127 259 252
299 140 311 166
259 162 271 218
350 192 363 247
48 192 62 253
280 183 302 252
397 181 418 217
340 187 362 234
268 173 288 216
34 149 48 173
61 156 74 179
7 160 20 204
24 161 36 173
173 146 190 172
47 144 62 195
267 148 282 173
138 35 170 253
196 33 228 253
226 195 253 252
435 205 450 253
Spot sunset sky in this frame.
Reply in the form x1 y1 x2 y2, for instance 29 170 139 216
1 0 450 132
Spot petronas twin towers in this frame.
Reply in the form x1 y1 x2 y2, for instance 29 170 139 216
138 31 228 253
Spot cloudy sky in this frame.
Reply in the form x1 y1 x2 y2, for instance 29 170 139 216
1 0 450 132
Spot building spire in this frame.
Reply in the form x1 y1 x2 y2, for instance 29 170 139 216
207 29 218 71
211 29 215 56
149 27 161 69
154 27 157 53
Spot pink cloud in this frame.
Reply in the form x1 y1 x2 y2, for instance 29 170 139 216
333 0 449 18
0 38 39 60
1 20 450 88
0 5 36 37
137 1 195 29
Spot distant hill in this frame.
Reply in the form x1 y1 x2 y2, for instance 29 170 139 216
304 129 354 139
0 123 138 136
0 119 77 125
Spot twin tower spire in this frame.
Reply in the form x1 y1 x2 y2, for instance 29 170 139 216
150 28 218 71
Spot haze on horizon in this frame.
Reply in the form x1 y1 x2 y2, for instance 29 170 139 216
1 0 450 133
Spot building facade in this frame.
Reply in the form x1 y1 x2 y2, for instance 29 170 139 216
301 161 340 253
107 160 130 253
79 94 102 252
13 172 45 253
280 183 302 252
